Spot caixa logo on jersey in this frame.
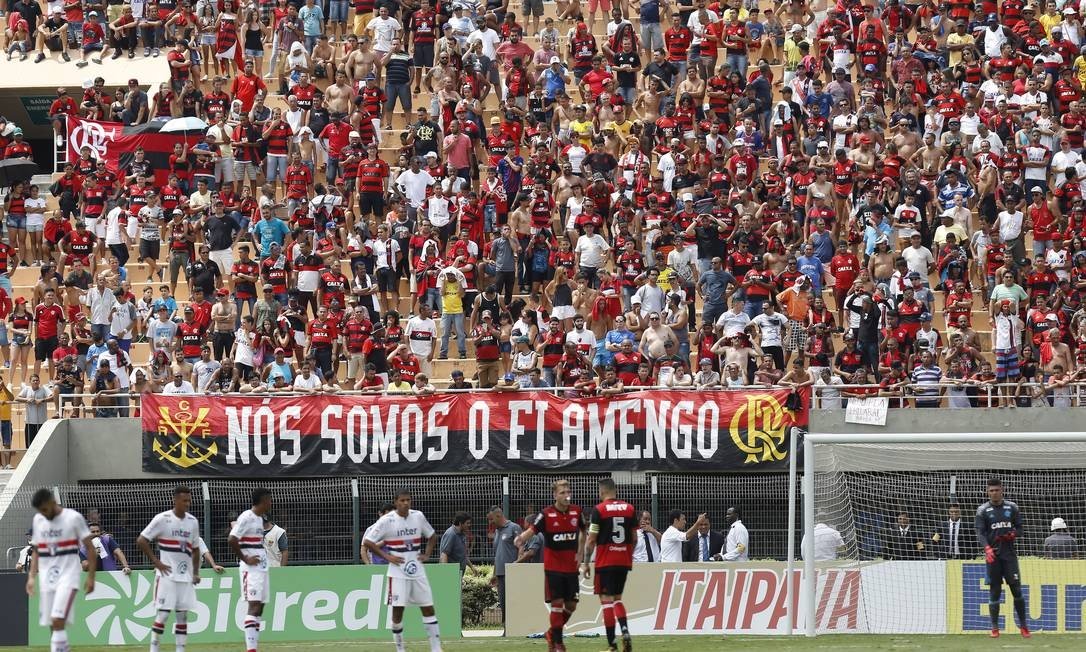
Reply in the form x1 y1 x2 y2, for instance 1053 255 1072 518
67 120 121 160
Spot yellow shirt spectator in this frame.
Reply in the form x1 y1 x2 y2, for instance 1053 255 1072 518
570 119 594 148
945 32 974 67
1075 55 1086 88
1039 10 1061 38
0 384 13 421
442 277 464 315
656 266 677 293
783 34 805 71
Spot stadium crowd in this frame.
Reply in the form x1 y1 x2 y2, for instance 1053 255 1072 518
2 0 1086 438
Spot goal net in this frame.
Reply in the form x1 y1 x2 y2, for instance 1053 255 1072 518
801 434 1086 636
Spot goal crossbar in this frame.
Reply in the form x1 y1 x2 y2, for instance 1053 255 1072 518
799 430 1086 637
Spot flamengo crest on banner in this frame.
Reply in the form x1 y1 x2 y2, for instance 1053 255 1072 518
141 390 808 475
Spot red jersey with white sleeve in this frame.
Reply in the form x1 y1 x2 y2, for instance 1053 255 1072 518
530 504 585 574
364 509 436 581
140 510 200 583
229 509 268 572
32 508 91 589
589 499 637 569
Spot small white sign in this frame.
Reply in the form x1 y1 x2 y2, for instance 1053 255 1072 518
845 397 888 426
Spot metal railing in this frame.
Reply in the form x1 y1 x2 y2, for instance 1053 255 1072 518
809 381 1086 409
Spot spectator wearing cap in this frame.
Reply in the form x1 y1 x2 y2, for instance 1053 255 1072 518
447 368 472 390
253 284 282 333
470 309 502 388
914 312 941 357
35 8 70 63
118 78 149 126
995 197 1027 265
1044 518 1078 559
76 11 108 66
694 358 720 389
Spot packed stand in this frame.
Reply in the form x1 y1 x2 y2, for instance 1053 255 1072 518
0 0 1083 436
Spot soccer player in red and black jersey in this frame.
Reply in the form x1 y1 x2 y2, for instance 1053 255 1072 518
582 478 636 652
515 479 585 652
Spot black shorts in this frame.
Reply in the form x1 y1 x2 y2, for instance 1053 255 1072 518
35 336 58 362
413 42 434 67
358 191 386 216
376 267 398 292
988 556 1021 586
593 566 630 596
140 239 161 261
544 571 580 603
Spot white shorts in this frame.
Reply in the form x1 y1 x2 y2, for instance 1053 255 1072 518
40 581 79 626
208 249 234 277
552 305 576 321
154 576 197 611
386 576 433 608
240 568 270 603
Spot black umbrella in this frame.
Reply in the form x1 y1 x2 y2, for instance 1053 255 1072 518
0 159 40 188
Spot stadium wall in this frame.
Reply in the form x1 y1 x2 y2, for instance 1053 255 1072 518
809 407 1082 437
507 560 1086 636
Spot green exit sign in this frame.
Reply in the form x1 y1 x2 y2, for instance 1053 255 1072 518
20 96 57 126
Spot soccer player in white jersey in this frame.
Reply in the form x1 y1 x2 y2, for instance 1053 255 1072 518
364 488 443 652
228 487 272 652
25 488 97 652
137 486 202 652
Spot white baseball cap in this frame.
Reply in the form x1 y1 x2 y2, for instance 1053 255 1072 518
549 55 561 64
1052 517 1068 531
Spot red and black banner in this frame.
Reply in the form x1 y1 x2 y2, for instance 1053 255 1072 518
141 390 808 475
66 116 198 187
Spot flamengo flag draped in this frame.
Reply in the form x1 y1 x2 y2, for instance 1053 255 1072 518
65 115 197 187
141 390 808 476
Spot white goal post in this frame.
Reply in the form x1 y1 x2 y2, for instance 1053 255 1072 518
799 432 1086 637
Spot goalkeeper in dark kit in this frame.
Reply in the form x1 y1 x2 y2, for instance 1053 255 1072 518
974 477 1030 639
